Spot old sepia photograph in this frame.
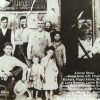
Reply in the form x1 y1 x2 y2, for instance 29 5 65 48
0 0 100 100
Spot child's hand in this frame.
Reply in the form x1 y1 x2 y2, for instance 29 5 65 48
28 59 32 67
29 76 33 82
42 78 46 83
40 75 43 81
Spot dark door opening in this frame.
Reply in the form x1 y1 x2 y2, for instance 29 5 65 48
61 0 92 74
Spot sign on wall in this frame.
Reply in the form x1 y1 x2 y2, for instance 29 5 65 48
0 0 47 11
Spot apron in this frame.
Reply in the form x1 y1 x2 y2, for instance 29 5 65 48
31 31 48 59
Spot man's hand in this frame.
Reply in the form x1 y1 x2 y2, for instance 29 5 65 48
0 72 4 77
4 71 12 77
0 72 8 81
3 74 8 81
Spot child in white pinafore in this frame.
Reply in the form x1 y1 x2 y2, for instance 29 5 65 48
31 55 43 99
41 46 58 100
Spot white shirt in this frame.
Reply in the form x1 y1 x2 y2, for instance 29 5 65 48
0 55 28 72
14 27 32 44
1 28 7 36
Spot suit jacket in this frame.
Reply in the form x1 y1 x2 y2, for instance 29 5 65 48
0 28 11 56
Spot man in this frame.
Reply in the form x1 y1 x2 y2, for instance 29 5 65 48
0 16 14 56
45 21 53 32
45 21 57 42
27 21 51 60
0 42 28 99
14 16 32 64
52 31 66 94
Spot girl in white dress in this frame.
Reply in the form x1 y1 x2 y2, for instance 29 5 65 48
41 46 58 100
31 54 43 99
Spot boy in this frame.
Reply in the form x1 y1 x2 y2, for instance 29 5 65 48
52 31 66 94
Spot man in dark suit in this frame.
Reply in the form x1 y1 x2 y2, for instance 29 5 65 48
0 16 14 56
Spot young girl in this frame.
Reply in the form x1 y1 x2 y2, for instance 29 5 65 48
41 46 58 100
31 54 43 99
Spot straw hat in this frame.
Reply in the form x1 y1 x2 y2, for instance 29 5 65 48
14 80 27 96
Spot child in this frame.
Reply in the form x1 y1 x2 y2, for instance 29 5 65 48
52 31 66 94
41 46 58 100
31 54 43 99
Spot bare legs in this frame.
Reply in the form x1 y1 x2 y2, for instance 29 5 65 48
45 90 53 100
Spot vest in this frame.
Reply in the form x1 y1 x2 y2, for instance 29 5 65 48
0 28 11 56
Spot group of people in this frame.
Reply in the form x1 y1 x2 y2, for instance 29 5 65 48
0 16 66 100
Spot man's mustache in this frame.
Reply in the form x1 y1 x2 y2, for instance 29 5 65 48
21 24 27 27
